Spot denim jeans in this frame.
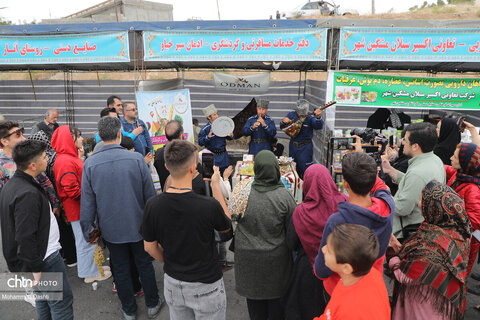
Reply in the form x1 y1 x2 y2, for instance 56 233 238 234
35 250 74 320
105 240 159 315
71 220 98 278
109 249 142 293
164 273 226 320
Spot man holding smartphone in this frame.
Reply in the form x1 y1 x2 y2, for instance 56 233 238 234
120 102 153 159
141 140 232 320
198 104 234 173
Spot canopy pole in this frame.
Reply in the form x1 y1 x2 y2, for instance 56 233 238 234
28 67 37 101
303 70 308 98
96 68 101 87
297 71 302 99
64 70 76 128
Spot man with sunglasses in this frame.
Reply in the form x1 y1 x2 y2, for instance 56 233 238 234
0 121 27 191
0 120 61 209
31 108 59 140
120 102 153 158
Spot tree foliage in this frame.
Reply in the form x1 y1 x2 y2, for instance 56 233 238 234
0 17 12 25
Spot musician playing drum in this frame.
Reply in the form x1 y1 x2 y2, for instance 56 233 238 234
242 99 277 157
281 99 323 178
198 104 234 173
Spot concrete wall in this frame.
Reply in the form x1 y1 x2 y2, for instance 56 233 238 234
41 0 173 24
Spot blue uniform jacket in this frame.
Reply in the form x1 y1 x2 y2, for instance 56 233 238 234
120 118 153 156
283 111 324 142
198 122 234 169
242 115 276 156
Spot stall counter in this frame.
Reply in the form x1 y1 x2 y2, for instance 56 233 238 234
232 160 303 204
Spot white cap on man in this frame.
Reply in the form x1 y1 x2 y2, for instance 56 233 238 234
202 104 217 117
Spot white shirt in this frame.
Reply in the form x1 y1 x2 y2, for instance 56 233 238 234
44 204 62 260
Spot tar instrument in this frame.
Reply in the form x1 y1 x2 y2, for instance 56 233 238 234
281 101 337 139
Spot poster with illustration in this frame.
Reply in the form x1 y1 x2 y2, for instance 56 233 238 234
136 89 193 151
335 86 361 104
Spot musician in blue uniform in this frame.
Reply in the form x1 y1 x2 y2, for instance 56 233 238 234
281 99 323 178
198 104 234 172
242 99 277 156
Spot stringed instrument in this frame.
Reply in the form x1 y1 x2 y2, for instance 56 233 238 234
281 101 337 138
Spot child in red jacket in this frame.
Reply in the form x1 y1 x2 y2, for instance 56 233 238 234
314 223 390 320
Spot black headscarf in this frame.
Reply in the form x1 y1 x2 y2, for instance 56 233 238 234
367 108 391 129
434 118 461 165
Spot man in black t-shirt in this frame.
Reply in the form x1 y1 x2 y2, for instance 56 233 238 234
141 140 232 319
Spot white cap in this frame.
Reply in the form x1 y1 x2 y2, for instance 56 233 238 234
202 104 217 117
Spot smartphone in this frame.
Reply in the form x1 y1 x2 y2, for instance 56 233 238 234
456 116 466 132
202 153 214 179
145 146 150 155
335 137 354 150
388 136 394 148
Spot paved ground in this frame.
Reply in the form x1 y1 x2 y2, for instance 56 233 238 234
0 239 479 320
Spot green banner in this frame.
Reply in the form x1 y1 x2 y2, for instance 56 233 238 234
331 72 480 110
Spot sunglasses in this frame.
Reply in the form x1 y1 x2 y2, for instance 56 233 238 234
2 127 24 139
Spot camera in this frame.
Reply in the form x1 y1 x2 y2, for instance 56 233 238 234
350 128 388 166
351 128 378 144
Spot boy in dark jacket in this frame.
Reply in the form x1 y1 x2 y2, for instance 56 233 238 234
0 140 73 319
314 151 394 300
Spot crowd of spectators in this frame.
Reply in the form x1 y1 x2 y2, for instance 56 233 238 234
1 99 480 320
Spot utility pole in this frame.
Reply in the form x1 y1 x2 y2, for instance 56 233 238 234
216 0 221 20
114 0 119 22
372 0 375 15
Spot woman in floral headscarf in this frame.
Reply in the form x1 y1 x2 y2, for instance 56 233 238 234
389 180 471 320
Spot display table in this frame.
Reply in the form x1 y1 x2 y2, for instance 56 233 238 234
232 161 303 204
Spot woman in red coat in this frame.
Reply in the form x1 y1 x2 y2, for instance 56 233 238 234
52 125 111 283
446 137 480 276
